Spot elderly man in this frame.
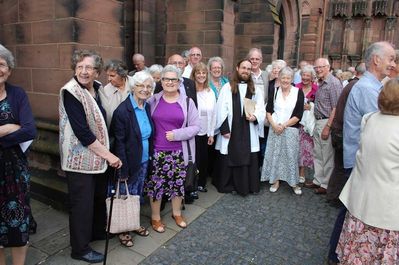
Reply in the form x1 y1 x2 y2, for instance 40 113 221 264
305 58 342 194
128 53 147 76
182 46 202 78
154 54 197 106
327 41 396 265
247 48 269 103
214 59 266 196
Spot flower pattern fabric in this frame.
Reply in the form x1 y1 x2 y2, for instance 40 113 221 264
298 126 314 168
337 212 399 265
145 150 186 201
0 98 31 247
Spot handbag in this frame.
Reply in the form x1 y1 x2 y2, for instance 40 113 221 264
105 179 140 234
184 97 199 191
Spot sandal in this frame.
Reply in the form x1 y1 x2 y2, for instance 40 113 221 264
118 233 134 247
132 226 150 237
151 219 165 233
172 215 187 229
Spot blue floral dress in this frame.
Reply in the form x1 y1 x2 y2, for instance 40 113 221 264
0 98 31 247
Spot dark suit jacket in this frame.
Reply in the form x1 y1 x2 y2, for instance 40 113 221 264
154 77 197 106
110 97 154 180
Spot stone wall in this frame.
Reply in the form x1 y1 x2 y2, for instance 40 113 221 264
0 0 126 121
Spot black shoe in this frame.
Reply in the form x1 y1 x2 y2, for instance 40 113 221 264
190 191 199 200
185 195 194 204
197 186 208 192
71 250 104 263
29 218 37 235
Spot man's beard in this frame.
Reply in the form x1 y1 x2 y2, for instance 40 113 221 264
238 73 249 82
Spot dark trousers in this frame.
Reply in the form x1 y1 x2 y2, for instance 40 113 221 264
328 167 352 263
259 126 269 167
196 135 210 187
66 171 107 256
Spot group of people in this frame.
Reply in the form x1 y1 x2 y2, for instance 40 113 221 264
0 39 398 264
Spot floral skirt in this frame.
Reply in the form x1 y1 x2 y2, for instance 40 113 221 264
0 146 31 247
144 150 186 201
337 212 399 265
298 125 314 168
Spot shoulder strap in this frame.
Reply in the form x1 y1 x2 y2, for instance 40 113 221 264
185 97 193 161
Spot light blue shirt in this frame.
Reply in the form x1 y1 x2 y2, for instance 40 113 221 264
129 94 152 163
343 71 382 168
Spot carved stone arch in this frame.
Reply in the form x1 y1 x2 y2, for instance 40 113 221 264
302 0 311 16
277 0 301 66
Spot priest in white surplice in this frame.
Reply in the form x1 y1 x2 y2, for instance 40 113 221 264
213 59 266 195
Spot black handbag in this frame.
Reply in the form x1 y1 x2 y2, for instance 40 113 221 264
184 97 199 191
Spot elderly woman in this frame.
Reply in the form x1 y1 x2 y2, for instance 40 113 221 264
109 71 154 247
261 67 304 195
207 56 229 98
145 65 199 233
99 59 131 127
190 62 216 193
295 65 318 183
336 78 399 264
268 59 287 88
148 64 163 84
0 45 36 265
59 50 122 263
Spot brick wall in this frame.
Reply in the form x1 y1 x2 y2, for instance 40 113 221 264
0 0 125 121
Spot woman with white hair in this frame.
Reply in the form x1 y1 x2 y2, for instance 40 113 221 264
148 64 163 84
295 65 318 183
144 65 200 233
0 44 36 265
109 71 155 247
261 67 304 195
207 56 229 98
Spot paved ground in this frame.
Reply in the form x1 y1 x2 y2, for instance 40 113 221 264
20 178 339 265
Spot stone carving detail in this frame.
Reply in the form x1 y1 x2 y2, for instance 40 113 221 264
352 1 368 16
386 17 397 30
332 1 348 17
372 0 388 16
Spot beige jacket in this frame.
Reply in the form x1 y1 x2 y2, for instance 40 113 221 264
340 112 399 231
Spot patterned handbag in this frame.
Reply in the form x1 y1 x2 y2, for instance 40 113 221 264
105 179 140 234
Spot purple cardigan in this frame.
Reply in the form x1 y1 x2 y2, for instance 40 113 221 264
148 92 200 165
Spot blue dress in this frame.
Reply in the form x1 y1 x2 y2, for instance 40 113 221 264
0 98 31 247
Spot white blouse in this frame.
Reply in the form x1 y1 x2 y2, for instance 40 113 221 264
196 89 216 136
271 86 299 124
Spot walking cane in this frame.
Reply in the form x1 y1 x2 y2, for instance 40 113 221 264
103 169 118 265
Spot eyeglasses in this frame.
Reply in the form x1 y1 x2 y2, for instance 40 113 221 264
161 77 179 83
190 53 201 57
76 65 96 72
314 65 328 70
135 84 153 90
169 61 185 66
0 63 9 70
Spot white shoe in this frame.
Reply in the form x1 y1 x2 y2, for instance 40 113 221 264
293 186 302 195
269 183 279 193
299 176 305 184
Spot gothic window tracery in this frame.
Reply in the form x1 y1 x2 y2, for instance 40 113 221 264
372 0 388 16
332 1 348 17
352 0 367 17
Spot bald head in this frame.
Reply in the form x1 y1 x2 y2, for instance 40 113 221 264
132 53 145 71
189 47 202 66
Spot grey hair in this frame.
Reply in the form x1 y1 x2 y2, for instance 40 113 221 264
132 53 145 61
300 65 316 79
148 64 163 75
355 62 366 75
71 49 103 73
278 66 295 79
364 41 394 68
272 59 287 70
0 44 15 69
247 48 263 60
207 56 225 71
161 64 182 79
181 50 190 59
104 59 128 78
129 71 154 87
